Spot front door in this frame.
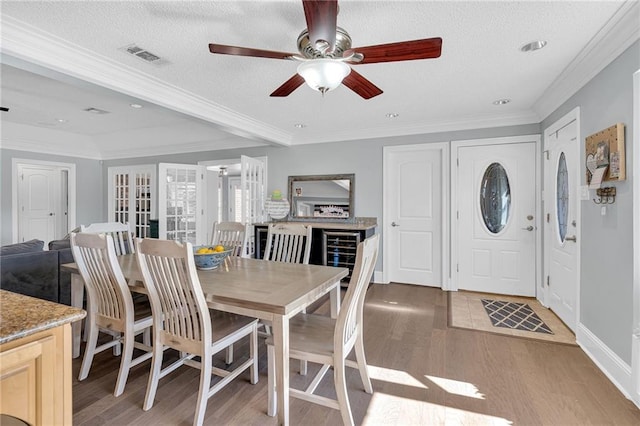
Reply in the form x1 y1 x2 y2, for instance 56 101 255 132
383 144 444 286
18 165 57 243
456 141 537 296
545 116 579 331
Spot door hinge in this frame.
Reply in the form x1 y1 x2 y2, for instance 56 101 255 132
457 211 459 219
546 213 550 223
547 276 550 286
20 173 24 181
456 158 459 167
456 264 459 273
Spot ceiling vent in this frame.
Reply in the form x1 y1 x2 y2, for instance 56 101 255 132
120 44 170 66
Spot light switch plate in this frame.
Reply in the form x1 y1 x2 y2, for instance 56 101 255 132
580 186 590 200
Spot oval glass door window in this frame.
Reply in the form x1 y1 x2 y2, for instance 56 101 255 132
556 152 569 242
480 162 511 233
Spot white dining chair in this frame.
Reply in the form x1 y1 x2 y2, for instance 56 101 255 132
210 221 247 257
136 238 259 426
210 222 249 364
266 234 379 426
79 221 137 344
263 223 312 264
80 221 135 255
262 223 313 372
70 232 153 397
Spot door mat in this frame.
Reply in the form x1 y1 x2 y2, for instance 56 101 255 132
481 299 553 334
448 291 577 345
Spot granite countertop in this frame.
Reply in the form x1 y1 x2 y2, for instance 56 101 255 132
0 290 86 345
255 217 377 230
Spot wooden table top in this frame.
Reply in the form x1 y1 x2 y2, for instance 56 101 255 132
63 255 348 317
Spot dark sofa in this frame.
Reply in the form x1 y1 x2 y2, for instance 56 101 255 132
0 238 73 305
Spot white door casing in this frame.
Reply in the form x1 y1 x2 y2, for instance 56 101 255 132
241 155 267 257
12 159 77 244
544 112 580 332
631 70 639 408
158 163 205 245
383 143 448 287
452 136 540 296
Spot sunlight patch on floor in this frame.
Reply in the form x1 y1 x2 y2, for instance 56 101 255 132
366 299 424 314
363 393 513 426
425 375 485 399
367 365 428 389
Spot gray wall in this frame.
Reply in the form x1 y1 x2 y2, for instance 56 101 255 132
541 41 639 364
0 148 104 245
104 123 540 224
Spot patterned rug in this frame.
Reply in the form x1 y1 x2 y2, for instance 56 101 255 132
481 299 553 334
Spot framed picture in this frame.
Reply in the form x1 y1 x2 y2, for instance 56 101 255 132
585 123 625 183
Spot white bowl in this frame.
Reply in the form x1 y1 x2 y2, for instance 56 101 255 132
193 246 233 270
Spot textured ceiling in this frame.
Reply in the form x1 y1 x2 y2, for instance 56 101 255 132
0 1 636 159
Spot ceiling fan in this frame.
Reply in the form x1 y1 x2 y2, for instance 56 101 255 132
208 0 442 99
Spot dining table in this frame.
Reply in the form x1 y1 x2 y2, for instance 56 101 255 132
62 254 347 426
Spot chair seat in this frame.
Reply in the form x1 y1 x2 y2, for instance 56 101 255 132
210 310 258 343
266 313 336 358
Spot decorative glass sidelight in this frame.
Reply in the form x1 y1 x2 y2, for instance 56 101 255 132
556 152 569 242
480 162 511 234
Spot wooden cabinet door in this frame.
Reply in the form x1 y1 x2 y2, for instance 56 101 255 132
0 326 70 426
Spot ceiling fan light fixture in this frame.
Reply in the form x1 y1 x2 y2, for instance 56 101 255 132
297 59 351 95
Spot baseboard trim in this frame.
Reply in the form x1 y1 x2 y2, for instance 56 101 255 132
577 323 634 403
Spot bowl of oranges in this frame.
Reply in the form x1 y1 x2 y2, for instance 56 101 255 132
193 245 232 270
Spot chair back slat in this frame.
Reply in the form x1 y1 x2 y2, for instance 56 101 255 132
71 233 132 327
211 221 247 257
80 221 135 255
136 238 211 350
264 223 312 264
335 234 379 355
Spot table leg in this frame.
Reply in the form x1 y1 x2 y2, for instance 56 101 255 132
330 282 341 319
272 315 289 426
71 273 84 359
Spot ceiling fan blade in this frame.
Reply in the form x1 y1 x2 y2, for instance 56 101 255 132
342 69 383 100
303 0 338 51
209 44 296 60
270 74 306 97
347 37 442 64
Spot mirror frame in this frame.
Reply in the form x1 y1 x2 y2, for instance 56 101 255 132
288 173 355 221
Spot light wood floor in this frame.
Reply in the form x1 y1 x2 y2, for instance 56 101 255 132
72 283 640 425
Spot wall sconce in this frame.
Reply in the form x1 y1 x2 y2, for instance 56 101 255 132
594 187 616 204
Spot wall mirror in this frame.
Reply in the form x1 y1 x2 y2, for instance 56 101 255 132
288 174 355 220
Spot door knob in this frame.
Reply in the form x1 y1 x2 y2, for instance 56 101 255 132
521 225 534 231
49 212 55 216
565 235 577 242
391 222 400 227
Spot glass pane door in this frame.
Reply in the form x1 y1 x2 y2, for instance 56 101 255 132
159 163 204 245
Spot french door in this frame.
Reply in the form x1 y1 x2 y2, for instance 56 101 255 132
158 163 205 245
453 137 539 296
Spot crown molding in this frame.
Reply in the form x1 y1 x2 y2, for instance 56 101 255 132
293 110 541 145
533 0 640 120
98 138 267 160
0 15 293 147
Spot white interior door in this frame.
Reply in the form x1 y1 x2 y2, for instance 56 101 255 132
545 119 579 331
158 163 205 245
241 155 267 257
18 165 57 243
456 142 537 296
383 144 444 286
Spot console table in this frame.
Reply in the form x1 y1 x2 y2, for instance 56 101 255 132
254 218 377 284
